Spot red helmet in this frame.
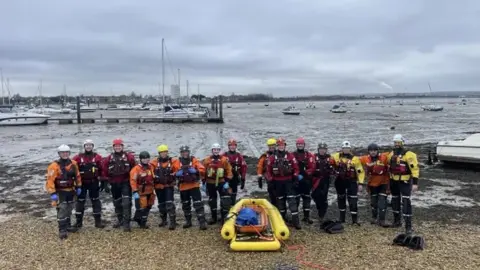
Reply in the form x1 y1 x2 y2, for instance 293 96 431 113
113 138 124 146
228 139 237 146
277 137 286 146
296 137 305 144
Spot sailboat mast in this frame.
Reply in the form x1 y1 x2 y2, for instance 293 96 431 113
39 80 43 107
186 80 189 101
177 69 181 105
161 38 165 106
197 84 200 107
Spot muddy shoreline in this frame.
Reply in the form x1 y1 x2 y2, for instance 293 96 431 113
0 143 479 226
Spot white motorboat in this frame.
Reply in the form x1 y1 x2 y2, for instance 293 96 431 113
435 134 480 164
281 106 300 115
163 108 199 118
0 107 50 126
306 102 316 109
421 104 443 111
330 104 347 113
27 106 71 115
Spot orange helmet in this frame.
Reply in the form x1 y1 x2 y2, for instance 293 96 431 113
277 137 286 146
228 139 237 146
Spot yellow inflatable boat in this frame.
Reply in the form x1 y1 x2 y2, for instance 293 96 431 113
221 198 290 251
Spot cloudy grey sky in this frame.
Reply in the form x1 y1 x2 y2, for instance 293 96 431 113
1 0 479 97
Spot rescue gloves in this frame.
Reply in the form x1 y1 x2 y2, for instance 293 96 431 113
320 220 344 234
392 233 425 250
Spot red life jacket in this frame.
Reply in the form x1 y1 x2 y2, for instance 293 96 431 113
390 154 409 175
54 160 77 189
225 152 242 175
178 157 198 183
337 156 356 179
154 158 174 185
272 153 293 176
108 153 131 176
78 153 100 182
313 154 332 178
366 156 387 176
293 151 310 175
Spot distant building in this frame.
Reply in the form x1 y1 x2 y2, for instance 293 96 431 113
170 85 180 100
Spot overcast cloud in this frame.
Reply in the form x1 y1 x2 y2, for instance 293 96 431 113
1 0 479 97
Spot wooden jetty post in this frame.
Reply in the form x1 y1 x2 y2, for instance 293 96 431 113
76 96 82 124
219 95 223 120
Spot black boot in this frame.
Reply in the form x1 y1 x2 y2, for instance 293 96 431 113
123 220 131 232
339 211 346 223
139 219 149 229
94 216 105 229
302 211 313 224
159 213 168 227
59 230 68 240
183 215 192 229
292 215 302 230
66 217 78 232
405 216 413 234
351 214 360 226
74 214 83 228
370 210 378 224
392 214 402 228
208 212 217 225
199 218 207 230
168 214 176 230
113 215 123 228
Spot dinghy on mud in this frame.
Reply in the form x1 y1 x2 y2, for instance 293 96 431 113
435 134 480 164
221 198 289 251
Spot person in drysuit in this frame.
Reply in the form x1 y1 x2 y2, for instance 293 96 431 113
130 151 156 229
172 145 207 230
72 139 106 229
222 139 247 203
202 143 234 225
256 138 277 205
387 134 420 234
151 144 177 230
331 141 365 224
102 138 136 232
310 142 335 225
266 137 302 229
46 144 82 239
360 143 390 227
292 137 315 224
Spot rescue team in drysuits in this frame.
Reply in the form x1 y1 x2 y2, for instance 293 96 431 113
46 134 419 239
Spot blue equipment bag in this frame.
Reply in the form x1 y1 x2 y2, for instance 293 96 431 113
235 207 259 226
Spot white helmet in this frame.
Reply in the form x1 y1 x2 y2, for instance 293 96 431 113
83 139 94 147
393 134 404 142
57 144 71 152
211 143 221 150
341 141 351 148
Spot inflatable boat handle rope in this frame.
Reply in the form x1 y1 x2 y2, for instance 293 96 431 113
245 224 329 270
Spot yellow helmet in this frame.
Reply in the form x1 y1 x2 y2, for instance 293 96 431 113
157 144 168 153
267 138 277 146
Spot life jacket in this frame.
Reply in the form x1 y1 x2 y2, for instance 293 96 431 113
206 156 223 179
154 157 174 185
272 152 293 176
225 152 242 175
136 164 154 191
337 154 356 179
261 151 274 174
108 153 131 176
390 152 410 175
313 154 332 178
366 156 387 176
78 153 99 180
178 157 198 183
54 159 77 189
293 150 310 175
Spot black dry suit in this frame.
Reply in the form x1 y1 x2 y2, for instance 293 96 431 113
293 149 313 224
390 147 414 233
334 153 359 224
154 156 176 229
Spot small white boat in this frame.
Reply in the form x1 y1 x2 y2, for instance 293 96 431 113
0 107 50 126
330 104 347 113
435 134 480 164
421 104 444 111
281 106 300 115
306 102 315 109
27 106 70 115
